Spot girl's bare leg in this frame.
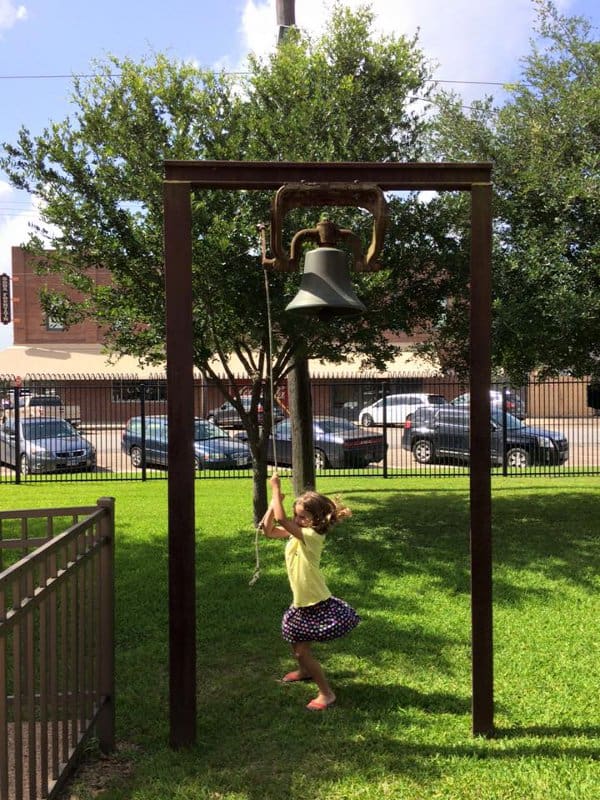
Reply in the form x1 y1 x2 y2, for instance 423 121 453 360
293 641 335 705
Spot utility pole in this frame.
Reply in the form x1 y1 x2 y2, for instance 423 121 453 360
276 0 296 42
273 0 315 494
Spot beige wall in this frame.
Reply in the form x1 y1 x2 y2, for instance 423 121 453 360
527 376 592 418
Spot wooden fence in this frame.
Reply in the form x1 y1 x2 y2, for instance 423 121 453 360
0 499 115 800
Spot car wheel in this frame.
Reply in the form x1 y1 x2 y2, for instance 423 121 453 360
194 456 203 471
412 438 434 464
130 445 144 468
361 413 374 427
506 447 530 468
20 454 31 475
314 448 329 470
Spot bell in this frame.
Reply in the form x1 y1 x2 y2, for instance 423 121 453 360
285 247 366 319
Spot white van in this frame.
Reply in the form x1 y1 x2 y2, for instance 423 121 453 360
358 393 448 427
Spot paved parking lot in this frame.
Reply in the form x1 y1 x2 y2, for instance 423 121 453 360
1 417 598 478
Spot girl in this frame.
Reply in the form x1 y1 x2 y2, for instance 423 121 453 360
260 473 360 711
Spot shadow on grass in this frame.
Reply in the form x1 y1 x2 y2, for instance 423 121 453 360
332 486 599 597
496 725 600 740
100 484 599 799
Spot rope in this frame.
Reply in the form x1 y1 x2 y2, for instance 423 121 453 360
249 266 278 587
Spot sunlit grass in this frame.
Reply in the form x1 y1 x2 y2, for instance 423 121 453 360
2 475 599 799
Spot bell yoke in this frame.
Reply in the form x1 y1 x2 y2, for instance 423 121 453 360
259 182 388 318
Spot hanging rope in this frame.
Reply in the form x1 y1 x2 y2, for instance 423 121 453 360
249 266 279 587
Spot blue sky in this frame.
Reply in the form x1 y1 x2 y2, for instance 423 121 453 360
0 0 598 350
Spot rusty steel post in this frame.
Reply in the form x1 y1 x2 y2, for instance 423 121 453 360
469 182 494 736
164 180 197 748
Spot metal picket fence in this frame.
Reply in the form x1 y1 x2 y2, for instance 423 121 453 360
0 372 599 484
0 499 115 800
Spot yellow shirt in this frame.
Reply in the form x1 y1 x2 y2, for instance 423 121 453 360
285 527 331 607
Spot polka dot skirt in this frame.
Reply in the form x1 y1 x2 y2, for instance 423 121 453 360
281 596 361 643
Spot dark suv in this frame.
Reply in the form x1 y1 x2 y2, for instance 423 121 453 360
402 407 568 467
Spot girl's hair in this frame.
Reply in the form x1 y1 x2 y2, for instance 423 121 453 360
296 491 352 534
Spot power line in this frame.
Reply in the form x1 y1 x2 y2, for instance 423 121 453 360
0 71 522 87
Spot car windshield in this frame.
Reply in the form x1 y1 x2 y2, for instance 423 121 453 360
194 419 228 440
314 418 357 435
22 419 75 439
28 396 61 407
491 410 524 429
428 395 447 405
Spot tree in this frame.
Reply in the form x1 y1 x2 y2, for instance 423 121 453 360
429 0 600 381
1 4 462 518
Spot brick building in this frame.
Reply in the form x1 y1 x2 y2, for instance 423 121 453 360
0 247 447 425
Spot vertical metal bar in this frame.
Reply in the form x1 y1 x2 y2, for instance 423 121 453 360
60 546 69 763
469 182 494 736
48 548 59 783
39 552 49 796
140 381 147 482
25 569 36 800
13 577 23 800
502 387 508 476
14 386 21 485
0 584 8 800
97 498 115 754
77 532 86 738
69 537 78 750
164 181 197 748
382 381 388 479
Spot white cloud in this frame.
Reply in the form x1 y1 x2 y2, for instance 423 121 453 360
239 0 582 102
0 1 28 30
0 190 55 278
0 191 41 350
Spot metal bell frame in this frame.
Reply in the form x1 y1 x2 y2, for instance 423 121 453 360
260 181 389 273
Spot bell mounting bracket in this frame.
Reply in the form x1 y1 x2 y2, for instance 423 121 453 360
260 182 388 272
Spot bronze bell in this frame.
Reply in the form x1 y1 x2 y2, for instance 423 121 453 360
285 247 366 318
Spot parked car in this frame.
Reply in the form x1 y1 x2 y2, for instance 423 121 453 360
266 416 386 469
0 415 96 474
451 389 526 420
1 391 82 427
358 393 448 427
402 407 568 467
206 396 286 428
121 415 252 470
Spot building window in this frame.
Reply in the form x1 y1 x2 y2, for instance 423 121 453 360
111 380 167 403
46 316 65 331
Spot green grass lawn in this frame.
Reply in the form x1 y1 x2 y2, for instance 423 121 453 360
2 475 599 799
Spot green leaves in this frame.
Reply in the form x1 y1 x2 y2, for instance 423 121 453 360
431 0 600 379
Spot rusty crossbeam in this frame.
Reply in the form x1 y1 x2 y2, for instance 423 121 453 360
164 159 492 190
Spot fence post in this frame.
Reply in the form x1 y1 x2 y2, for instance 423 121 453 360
96 497 115 754
502 387 508 476
140 381 147 481
382 381 388 478
14 385 21 484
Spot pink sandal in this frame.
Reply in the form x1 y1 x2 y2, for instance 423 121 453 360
281 671 313 683
306 698 336 711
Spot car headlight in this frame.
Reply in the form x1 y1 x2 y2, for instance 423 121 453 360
30 444 51 458
536 436 553 448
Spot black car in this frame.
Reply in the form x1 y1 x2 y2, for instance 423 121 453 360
206 396 286 428
402 407 568 467
267 416 386 469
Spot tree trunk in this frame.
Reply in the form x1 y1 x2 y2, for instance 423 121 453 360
288 353 315 496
